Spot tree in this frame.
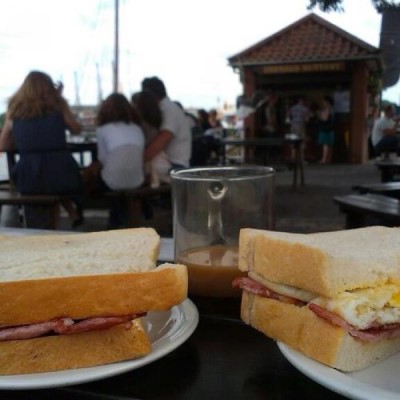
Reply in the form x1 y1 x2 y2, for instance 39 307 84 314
307 0 400 12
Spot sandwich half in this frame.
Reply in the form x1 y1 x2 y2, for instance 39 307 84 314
234 226 400 371
0 228 187 374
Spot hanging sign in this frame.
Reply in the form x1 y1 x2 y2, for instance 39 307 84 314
260 62 346 74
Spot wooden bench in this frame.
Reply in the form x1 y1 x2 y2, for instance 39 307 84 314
0 191 67 229
352 182 400 199
0 181 12 191
333 193 400 229
83 184 172 228
105 183 171 200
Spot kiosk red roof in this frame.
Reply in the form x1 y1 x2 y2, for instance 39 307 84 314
228 13 381 67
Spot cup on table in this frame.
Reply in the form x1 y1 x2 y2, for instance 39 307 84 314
171 165 275 297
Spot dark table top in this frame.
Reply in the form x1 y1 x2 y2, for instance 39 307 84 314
221 137 284 146
221 135 303 147
3 296 346 399
375 160 400 167
374 158 400 182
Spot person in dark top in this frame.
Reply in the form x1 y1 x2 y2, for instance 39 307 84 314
0 70 84 228
317 96 335 164
208 109 222 129
197 109 212 133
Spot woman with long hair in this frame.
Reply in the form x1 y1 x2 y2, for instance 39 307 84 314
88 92 145 191
0 70 83 228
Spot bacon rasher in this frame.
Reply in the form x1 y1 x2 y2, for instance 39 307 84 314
0 313 146 341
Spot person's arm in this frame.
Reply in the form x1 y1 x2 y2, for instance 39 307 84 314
0 115 15 151
62 102 82 135
382 118 400 137
96 129 106 166
144 129 173 162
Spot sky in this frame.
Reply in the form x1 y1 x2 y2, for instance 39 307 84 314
0 0 399 113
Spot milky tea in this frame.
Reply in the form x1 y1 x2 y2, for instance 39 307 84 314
171 166 275 297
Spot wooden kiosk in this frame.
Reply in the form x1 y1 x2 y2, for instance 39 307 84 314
228 13 382 163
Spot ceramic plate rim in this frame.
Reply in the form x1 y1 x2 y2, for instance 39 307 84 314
0 299 198 390
277 341 400 400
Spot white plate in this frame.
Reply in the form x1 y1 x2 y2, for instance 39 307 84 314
278 341 400 400
0 299 198 390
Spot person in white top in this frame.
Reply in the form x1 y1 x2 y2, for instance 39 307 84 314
288 95 309 161
84 93 145 192
371 105 400 156
141 76 192 169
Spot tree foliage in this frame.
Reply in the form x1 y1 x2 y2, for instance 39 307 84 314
307 0 400 12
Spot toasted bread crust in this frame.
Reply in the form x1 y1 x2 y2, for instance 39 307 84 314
0 264 188 328
0 319 151 375
242 292 400 371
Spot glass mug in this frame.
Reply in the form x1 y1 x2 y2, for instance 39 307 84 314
171 166 275 297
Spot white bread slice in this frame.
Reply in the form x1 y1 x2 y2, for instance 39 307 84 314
0 228 160 281
239 226 400 297
242 292 400 371
0 319 151 375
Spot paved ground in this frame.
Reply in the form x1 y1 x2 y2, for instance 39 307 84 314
1 161 381 235
274 161 379 233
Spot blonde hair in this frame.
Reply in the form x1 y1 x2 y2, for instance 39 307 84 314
8 71 67 119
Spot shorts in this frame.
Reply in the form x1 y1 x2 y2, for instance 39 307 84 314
318 130 335 146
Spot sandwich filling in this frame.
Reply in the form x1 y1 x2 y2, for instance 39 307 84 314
233 276 400 343
0 313 146 341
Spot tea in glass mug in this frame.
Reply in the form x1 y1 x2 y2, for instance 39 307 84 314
171 166 275 297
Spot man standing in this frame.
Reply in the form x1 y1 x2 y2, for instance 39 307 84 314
372 105 400 156
141 77 192 169
288 95 309 161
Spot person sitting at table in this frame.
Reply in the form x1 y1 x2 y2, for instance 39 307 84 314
83 92 145 228
208 109 223 129
0 70 84 229
85 92 145 192
131 90 171 188
371 105 400 157
141 76 192 170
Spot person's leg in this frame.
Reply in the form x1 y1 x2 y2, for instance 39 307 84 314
325 132 334 163
317 130 326 163
82 160 101 195
51 203 61 229
61 198 84 229
320 144 328 163
290 145 296 162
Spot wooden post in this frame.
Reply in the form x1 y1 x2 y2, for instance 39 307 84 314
113 0 119 92
349 61 369 163
243 68 256 139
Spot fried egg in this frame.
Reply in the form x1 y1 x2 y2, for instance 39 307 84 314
311 283 400 330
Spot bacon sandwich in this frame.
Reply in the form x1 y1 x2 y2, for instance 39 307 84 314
0 228 187 375
234 226 400 371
